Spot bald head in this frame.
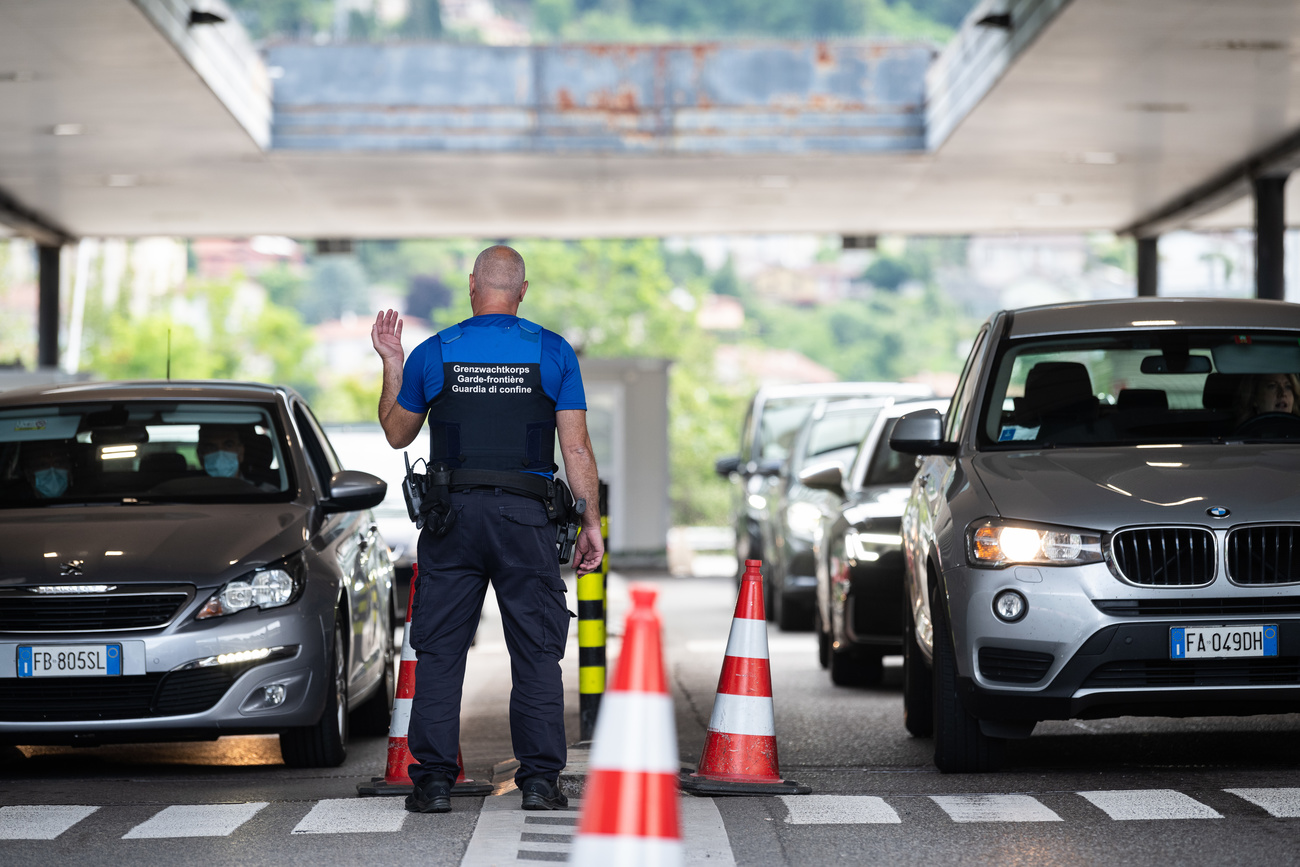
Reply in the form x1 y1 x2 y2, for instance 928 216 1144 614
472 246 526 295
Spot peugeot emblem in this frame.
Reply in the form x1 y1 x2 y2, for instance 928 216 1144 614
59 559 85 577
1206 506 1230 519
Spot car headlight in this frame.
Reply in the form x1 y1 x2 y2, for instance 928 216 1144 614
845 529 903 563
785 502 823 540
967 519 1102 568
197 567 299 619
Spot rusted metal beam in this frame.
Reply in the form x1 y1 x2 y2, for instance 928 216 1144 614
269 42 933 155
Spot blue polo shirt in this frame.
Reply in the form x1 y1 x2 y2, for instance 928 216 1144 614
396 314 587 415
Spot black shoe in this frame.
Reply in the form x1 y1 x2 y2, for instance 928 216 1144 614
520 778 569 811
405 778 452 813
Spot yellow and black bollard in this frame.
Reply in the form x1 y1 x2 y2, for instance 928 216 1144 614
577 481 609 743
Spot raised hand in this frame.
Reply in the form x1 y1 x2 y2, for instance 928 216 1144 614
371 309 405 365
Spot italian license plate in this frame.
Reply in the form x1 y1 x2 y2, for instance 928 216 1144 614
17 644 121 677
1169 625 1277 660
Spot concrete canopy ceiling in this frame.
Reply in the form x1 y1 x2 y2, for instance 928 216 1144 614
1 0 1300 240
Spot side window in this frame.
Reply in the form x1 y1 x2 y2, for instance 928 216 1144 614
944 327 990 442
293 404 339 491
740 401 756 462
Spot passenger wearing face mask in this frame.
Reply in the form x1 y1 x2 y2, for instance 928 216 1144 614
197 425 250 481
21 441 75 500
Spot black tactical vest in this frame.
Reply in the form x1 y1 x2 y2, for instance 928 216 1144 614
426 319 559 473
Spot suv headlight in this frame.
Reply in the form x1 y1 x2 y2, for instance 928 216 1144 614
968 519 1103 568
786 501 823 541
197 565 300 619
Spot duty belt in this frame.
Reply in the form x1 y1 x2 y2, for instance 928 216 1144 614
431 466 566 521
405 456 580 539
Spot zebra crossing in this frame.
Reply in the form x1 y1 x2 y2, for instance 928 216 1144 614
3 787 1300 847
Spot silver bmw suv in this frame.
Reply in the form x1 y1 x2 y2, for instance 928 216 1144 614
892 298 1300 772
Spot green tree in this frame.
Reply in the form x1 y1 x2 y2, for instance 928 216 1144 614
302 256 370 324
85 277 317 396
401 0 443 37
225 0 332 41
311 372 384 422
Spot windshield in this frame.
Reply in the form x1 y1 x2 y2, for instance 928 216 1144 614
0 401 294 506
758 396 828 463
979 330 1300 448
792 405 884 476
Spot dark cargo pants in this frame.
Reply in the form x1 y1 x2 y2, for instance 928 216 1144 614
407 487 570 791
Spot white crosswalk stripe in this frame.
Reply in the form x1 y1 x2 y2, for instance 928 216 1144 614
931 794 1062 823
780 795 900 824
121 803 270 839
0 805 98 840
5 787 1296 848
292 798 409 834
1224 788 1300 818
1078 790 1221 821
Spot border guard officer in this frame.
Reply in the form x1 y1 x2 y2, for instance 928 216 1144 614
371 245 604 813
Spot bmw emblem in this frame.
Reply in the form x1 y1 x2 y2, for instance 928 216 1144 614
1206 506 1230 519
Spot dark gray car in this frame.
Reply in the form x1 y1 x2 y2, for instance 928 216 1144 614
893 298 1300 773
0 381 395 767
767 398 891 630
804 398 948 686
714 381 933 586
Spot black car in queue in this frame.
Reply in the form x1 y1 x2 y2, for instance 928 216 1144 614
714 382 934 587
766 397 893 631
803 399 949 686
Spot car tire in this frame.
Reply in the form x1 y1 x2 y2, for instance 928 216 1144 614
829 645 883 687
816 612 830 669
281 618 349 768
351 605 396 736
902 595 933 737
930 589 1003 773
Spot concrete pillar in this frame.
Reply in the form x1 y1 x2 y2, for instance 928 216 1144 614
1136 236 1158 297
1254 174 1288 301
37 244 61 369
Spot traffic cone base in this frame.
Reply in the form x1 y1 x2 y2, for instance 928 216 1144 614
679 559 811 797
357 566 491 797
678 768 811 797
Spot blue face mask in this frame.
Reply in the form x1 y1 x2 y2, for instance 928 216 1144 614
203 451 240 478
34 467 69 498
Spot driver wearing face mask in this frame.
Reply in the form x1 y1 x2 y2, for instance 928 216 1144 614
22 441 74 499
196 425 247 480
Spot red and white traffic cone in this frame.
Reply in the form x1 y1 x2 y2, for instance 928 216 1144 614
357 566 492 797
679 559 810 796
571 585 682 866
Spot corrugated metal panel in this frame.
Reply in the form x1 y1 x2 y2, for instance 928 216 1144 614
269 42 932 154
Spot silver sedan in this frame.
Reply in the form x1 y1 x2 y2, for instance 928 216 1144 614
0 380 396 767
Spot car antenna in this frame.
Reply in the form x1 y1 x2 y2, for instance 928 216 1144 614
166 328 171 380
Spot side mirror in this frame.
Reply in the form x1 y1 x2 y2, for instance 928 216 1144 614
890 409 958 456
798 461 844 496
754 458 784 477
715 455 742 478
322 470 387 513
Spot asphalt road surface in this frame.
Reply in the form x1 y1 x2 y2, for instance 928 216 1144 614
5 573 1300 865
